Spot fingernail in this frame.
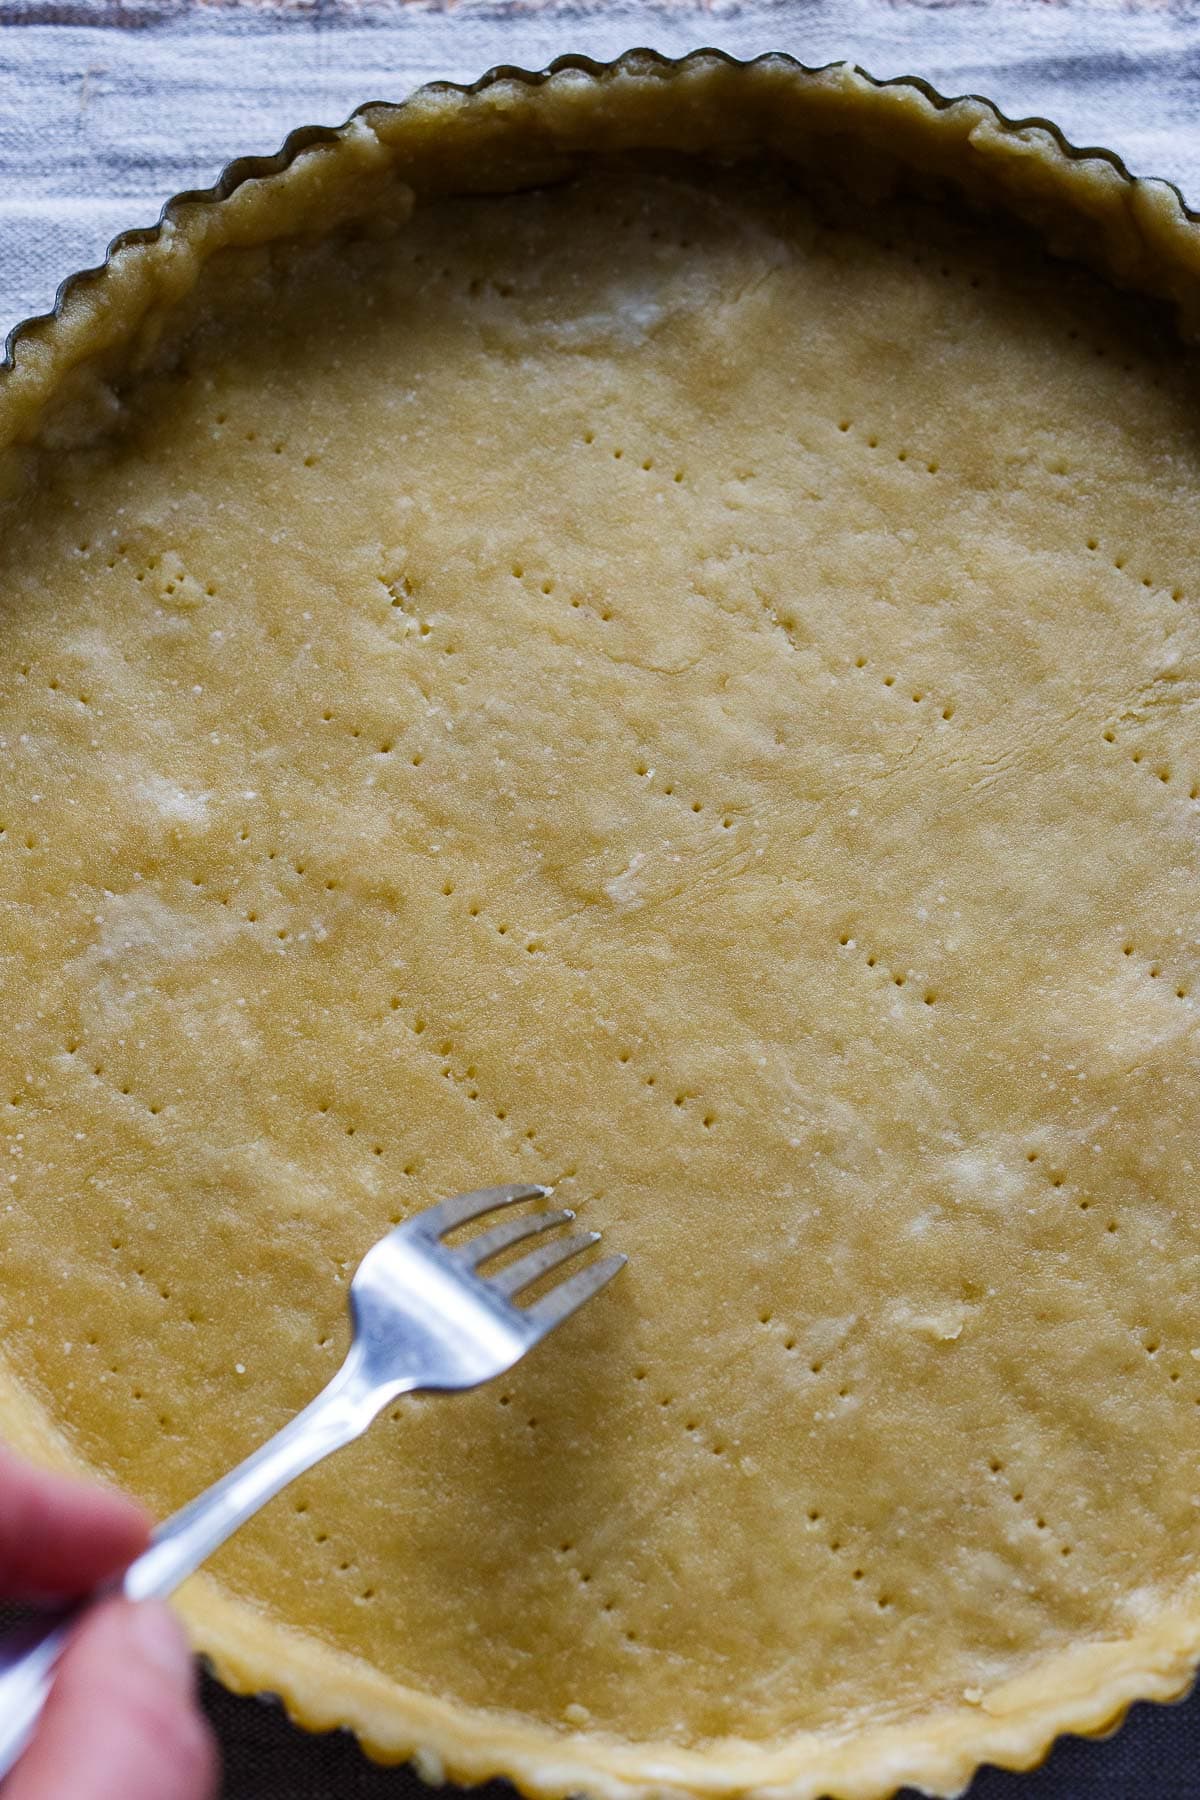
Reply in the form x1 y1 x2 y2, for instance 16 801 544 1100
126 1600 195 1689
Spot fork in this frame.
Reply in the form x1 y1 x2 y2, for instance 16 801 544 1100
0 1183 623 1778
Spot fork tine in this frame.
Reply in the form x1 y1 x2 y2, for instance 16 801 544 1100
460 1206 575 1269
491 1229 601 1299
423 1183 549 1237
526 1252 627 1334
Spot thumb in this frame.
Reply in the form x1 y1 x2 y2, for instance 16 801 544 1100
5 1598 218 1800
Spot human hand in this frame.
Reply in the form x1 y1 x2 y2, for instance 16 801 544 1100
0 1450 217 1800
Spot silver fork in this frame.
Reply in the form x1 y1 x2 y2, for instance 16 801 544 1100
0 1183 623 1778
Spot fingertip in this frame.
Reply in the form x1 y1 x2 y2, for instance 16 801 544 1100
76 1484 155 1567
6 1599 218 1800
127 1599 199 1689
0 1452 152 1597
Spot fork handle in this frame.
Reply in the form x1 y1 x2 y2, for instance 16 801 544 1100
0 1343 381 1780
126 1343 377 1602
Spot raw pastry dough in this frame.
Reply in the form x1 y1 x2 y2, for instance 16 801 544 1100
2 54 1200 1800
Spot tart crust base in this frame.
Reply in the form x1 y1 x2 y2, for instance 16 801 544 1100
2 53 1200 1800
4 1354 1198 1800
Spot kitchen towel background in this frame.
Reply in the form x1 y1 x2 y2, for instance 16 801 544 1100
2 1 1200 1794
